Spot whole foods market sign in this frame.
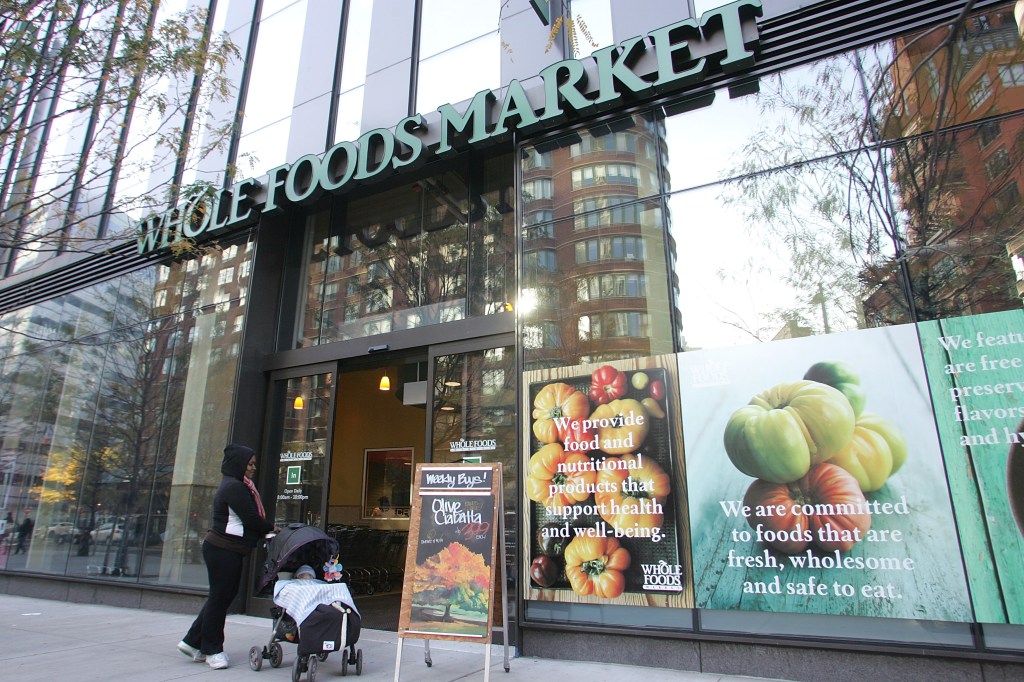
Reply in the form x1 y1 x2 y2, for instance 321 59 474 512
137 0 762 255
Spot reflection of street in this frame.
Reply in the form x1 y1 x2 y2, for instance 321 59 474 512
0 535 209 586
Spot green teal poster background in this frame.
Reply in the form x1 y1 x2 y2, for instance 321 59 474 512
680 323 972 620
919 310 1024 624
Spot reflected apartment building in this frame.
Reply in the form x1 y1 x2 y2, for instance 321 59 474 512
864 5 1024 323
522 114 677 369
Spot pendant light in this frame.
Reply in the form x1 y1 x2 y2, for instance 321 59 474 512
379 368 391 391
293 396 304 410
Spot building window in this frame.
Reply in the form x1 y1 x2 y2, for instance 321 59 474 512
575 236 646 263
998 62 1024 87
978 121 1001 148
523 178 553 200
524 210 554 226
578 273 648 301
415 0 500 113
523 321 560 349
525 249 557 272
570 163 640 189
985 146 1011 180
967 74 993 109
994 182 1021 212
523 149 552 169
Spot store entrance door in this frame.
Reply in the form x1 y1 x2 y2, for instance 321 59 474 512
248 363 336 615
248 334 516 635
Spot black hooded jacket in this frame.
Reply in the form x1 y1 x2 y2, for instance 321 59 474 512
208 444 274 551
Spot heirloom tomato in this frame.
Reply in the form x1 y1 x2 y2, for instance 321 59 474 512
530 555 559 587
532 382 590 443
595 454 671 534
641 397 665 419
526 443 596 510
590 398 651 454
563 535 631 599
536 523 570 557
631 371 650 390
724 380 855 483
744 462 872 553
829 413 908 491
649 379 665 401
561 417 598 453
803 361 866 417
589 365 628 404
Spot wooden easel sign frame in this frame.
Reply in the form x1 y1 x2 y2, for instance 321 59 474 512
395 462 509 680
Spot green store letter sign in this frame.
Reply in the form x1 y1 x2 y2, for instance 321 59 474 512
137 0 762 256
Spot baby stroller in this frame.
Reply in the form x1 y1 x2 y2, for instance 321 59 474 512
249 524 363 679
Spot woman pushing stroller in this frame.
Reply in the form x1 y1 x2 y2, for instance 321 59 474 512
178 444 278 670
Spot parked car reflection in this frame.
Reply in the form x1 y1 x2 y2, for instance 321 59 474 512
91 522 131 544
46 522 87 544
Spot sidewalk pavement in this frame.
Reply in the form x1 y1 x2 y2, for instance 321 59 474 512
0 594 783 682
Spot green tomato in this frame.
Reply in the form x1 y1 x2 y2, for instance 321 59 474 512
830 413 908 490
803 361 866 417
724 380 856 483
630 371 650 390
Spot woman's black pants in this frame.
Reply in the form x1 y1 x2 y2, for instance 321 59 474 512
183 541 244 655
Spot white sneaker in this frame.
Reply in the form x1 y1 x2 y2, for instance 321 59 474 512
177 641 205 662
207 652 229 669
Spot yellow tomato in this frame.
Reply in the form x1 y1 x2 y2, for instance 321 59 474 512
564 534 631 599
525 443 596 510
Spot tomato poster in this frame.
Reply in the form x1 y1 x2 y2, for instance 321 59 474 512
918 309 1024 624
522 355 693 608
679 324 972 620
398 463 500 641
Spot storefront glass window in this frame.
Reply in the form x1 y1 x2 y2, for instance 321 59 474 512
664 13 1024 349
431 345 518 627
519 1 1024 646
469 154 516 316
0 235 254 589
521 113 672 371
297 155 512 347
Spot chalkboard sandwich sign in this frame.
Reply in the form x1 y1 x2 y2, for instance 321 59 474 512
398 462 501 642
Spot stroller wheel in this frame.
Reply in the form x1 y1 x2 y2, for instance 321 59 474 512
269 642 284 668
355 648 363 675
307 654 318 682
341 656 348 676
249 646 263 671
291 656 303 682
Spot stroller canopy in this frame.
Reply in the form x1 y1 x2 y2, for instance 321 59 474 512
257 523 339 591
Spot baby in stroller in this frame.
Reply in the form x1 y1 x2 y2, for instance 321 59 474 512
249 525 363 679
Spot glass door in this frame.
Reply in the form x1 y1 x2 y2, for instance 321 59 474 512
249 364 335 608
428 337 517 642
273 370 334 527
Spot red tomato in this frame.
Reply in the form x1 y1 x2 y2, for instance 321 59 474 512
744 462 872 554
562 418 597 453
649 380 665 401
589 365 628 404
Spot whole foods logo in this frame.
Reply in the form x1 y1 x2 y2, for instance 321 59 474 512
641 561 683 591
